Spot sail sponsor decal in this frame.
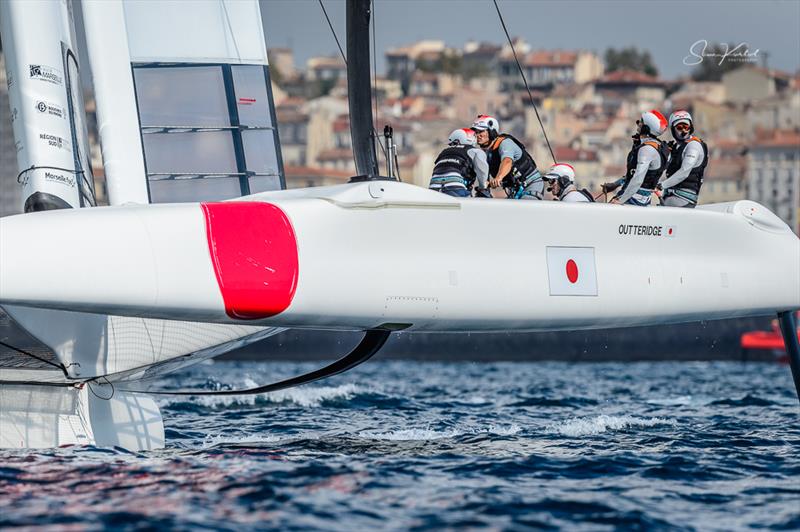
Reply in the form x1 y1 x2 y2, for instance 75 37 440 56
201 202 298 320
43 171 76 188
39 132 71 152
238 97 257 105
35 100 65 119
546 246 598 296
29 64 63 85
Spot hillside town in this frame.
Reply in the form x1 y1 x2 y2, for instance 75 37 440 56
1 39 798 232
271 40 800 232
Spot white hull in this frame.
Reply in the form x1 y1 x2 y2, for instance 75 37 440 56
2 182 798 332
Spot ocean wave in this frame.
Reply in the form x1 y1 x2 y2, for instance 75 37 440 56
358 424 521 441
201 433 283 449
159 382 368 409
547 415 676 437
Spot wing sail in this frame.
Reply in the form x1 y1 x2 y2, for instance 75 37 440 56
82 0 284 205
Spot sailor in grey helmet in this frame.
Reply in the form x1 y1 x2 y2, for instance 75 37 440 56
543 163 594 203
429 128 490 198
471 115 543 200
657 110 708 208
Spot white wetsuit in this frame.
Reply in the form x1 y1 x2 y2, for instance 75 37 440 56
659 139 705 208
617 140 662 206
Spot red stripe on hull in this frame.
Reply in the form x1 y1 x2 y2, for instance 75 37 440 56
201 202 298 320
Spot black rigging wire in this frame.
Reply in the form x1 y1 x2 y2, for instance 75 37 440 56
370 0 386 169
0 339 70 379
492 0 557 165
318 0 346 65
317 0 386 170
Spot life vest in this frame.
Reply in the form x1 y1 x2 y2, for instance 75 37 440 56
665 136 708 195
487 134 537 187
624 138 668 191
431 145 476 188
559 187 595 202
577 188 595 202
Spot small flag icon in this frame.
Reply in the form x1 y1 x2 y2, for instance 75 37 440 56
546 247 598 296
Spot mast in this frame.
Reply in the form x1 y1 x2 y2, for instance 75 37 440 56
0 0 95 211
346 0 379 178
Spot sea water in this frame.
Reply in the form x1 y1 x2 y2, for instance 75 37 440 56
1 360 798 530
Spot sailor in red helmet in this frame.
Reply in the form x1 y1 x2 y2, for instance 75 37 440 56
471 114 543 200
543 163 593 203
604 110 670 206
429 128 490 198
657 110 708 208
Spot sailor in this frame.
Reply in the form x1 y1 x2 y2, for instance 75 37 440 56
471 114 543 200
604 110 669 206
543 163 593 203
657 110 708 208
429 128 490 198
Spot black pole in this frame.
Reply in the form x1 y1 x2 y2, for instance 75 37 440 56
346 0 379 178
777 311 800 403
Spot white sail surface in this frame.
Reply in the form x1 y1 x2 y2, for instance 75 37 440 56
82 0 284 205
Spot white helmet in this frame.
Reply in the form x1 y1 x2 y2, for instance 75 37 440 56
638 109 668 137
543 163 576 190
669 110 694 141
448 128 477 147
471 114 500 140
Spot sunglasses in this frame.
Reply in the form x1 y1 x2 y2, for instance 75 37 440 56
674 123 691 131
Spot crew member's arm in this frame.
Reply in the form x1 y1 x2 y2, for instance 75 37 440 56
659 141 704 190
491 158 513 188
616 144 658 204
469 148 490 190
489 139 520 188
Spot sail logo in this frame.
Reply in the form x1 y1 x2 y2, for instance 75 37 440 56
39 133 71 152
546 247 598 296
44 171 75 188
29 64 63 85
35 100 65 119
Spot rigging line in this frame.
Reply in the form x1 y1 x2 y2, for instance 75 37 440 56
318 0 347 66
317 0 386 169
220 0 242 62
0 339 70 379
370 0 387 166
492 0 557 165
317 0 359 172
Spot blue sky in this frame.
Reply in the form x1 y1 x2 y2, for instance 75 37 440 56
260 0 800 79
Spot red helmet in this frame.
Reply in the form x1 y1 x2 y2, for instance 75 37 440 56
639 110 668 137
448 128 477 147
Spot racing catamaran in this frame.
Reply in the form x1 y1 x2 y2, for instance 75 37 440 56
1 0 798 451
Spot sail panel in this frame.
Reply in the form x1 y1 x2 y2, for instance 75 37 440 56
122 0 267 65
82 0 284 205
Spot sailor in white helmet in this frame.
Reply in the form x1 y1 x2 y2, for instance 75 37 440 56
429 128 490 198
471 114 543 200
603 110 670 206
657 110 708 208
543 163 594 203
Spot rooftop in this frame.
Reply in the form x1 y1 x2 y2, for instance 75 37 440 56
596 69 663 86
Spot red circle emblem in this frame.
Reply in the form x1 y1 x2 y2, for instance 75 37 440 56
668 228 673 235
566 259 579 284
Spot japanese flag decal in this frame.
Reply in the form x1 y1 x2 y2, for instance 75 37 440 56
546 247 598 296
